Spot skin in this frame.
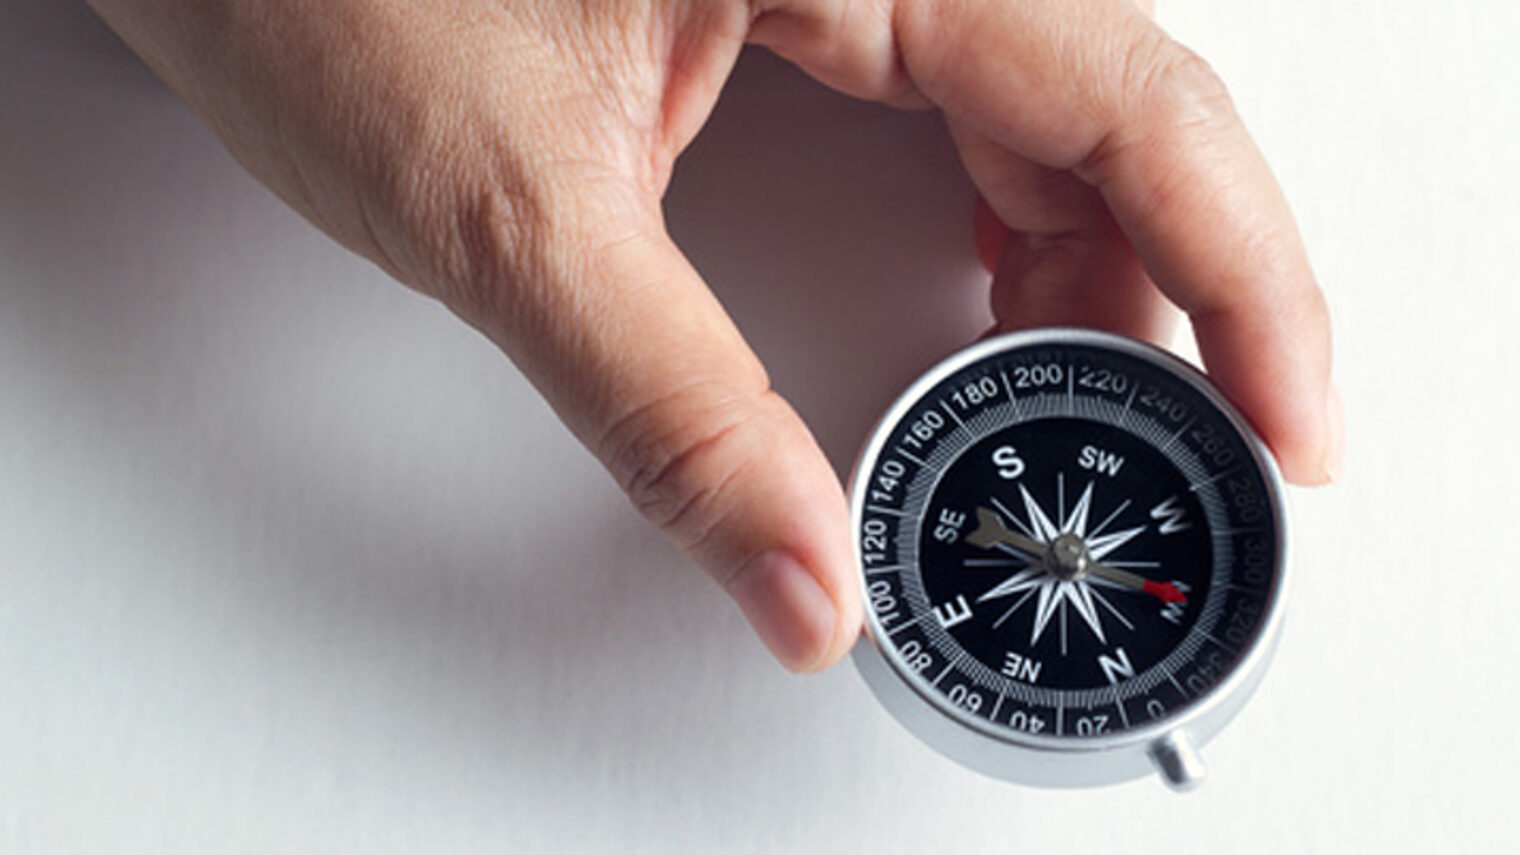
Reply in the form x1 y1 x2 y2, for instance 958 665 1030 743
87 0 1342 673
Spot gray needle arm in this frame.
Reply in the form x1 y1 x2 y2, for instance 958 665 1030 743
1086 562 1150 590
965 507 1046 556
965 506 1186 603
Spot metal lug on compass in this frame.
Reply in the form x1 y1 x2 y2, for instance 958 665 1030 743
1149 730 1207 791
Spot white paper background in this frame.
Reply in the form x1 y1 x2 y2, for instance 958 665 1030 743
2 1 1516 852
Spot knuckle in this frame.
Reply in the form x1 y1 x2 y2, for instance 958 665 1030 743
1076 37 1239 193
440 167 643 347
444 181 552 332
598 385 769 555
1125 38 1237 131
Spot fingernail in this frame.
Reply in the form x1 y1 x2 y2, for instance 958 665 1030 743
1321 383 1345 483
728 550 838 673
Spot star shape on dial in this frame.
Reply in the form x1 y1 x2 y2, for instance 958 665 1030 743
972 477 1150 652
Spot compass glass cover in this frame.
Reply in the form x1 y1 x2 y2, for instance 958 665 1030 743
855 336 1282 741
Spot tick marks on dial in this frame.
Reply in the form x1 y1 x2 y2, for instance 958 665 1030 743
1117 383 1140 428
1161 416 1198 451
855 337 1279 747
1187 465 1240 493
941 400 966 428
897 448 930 469
1167 671 1190 698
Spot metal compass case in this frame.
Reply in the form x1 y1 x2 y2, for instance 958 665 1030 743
848 328 1288 790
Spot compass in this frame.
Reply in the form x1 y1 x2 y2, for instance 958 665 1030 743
849 328 1287 790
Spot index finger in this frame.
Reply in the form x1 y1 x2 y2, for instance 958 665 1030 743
891 0 1341 484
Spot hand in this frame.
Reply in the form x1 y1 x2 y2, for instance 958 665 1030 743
87 0 1341 673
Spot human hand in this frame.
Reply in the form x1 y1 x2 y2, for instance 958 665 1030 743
87 0 1340 673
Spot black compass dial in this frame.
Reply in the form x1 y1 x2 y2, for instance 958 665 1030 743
918 417 1211 691
855 334 1283 741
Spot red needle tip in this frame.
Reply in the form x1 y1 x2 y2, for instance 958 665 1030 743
1144 581 1188 604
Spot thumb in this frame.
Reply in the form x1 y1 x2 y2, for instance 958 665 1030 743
476 206 861 673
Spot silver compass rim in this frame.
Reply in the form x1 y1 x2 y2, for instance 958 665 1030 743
846 327 1290 787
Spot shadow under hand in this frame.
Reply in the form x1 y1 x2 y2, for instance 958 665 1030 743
0 13 989 838
667 48 990 472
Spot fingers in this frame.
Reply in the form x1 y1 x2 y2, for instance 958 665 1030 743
1069 51 1339 485
973 195 1009 274
887 0 1339 484
755 0 1339 483
960 124 1180 347
987 222 1181 347
474 201 861 673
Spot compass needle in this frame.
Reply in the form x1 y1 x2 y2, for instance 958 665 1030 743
850 330 1287 790
966 507 1018 551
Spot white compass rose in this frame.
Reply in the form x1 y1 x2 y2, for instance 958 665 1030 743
971 477 1150 652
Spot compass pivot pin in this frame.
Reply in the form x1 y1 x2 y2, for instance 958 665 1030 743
1045 533 1090 581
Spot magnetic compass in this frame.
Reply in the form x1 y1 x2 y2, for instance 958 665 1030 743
849 328 1287 790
